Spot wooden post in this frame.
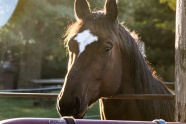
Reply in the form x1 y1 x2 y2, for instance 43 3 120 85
175 0 186 122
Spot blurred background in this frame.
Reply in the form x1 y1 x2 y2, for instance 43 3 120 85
0 0 175 120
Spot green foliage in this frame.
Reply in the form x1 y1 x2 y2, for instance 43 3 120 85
0 0 75 78
160 0 176 11
0 0 175 81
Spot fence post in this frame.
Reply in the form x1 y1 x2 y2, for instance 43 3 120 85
175 0 186 122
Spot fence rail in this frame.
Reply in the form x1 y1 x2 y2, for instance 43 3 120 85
102 94 175 100
0 92 175 100
0 118 184 124
0 87 61 92
0 92 58 98
0 81 175 100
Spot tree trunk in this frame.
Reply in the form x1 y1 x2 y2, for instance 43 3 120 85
175 0 186 122
18 41 43 88
18 21 44 88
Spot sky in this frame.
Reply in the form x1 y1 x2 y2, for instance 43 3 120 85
0 0 18 27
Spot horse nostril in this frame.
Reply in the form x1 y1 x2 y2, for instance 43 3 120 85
56 96 81 117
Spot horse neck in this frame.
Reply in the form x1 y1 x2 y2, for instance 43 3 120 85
101 26 174 121
101 50 174 121
116 53 135 94
118 45 171 95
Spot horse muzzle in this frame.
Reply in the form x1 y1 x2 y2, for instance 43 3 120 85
57 96 87 119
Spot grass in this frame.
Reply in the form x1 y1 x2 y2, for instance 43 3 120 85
0 97 100 120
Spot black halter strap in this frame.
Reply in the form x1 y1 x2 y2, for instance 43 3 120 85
63 117 76 124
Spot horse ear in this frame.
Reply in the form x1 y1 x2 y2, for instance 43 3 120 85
104 0 118 22
74 0 91 21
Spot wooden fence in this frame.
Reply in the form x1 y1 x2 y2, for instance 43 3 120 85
0 81 174 100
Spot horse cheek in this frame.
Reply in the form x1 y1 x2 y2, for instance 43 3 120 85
102 48 122 96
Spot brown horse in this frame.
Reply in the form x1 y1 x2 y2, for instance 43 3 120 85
57 0 174 121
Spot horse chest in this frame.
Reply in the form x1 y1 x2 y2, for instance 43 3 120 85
100 99 143 120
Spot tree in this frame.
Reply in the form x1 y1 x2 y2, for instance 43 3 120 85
117 0 175 81
0 0 176 88
0 0 74 88
175 0 186 122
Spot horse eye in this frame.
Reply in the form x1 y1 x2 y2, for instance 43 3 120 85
102 45 112 54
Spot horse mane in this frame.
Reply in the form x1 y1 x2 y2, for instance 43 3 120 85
118 24 163 93
118 23 174 121
64 11 174 121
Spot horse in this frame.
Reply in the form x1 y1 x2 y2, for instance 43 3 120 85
57 0 174 121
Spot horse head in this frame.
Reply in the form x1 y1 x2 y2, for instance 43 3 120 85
57 0 123 118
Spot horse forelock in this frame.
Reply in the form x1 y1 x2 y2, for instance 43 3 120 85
64 21 82 46
64 12 118 42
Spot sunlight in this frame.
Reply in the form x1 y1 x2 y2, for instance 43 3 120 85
0 0 18 27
